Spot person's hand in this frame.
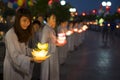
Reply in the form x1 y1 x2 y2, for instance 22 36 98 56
30 57 43 63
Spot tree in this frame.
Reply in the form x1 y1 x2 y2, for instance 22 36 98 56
28 0 48 16
50 2 71 23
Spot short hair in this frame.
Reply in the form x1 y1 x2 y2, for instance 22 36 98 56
13 7 33 43
44 10 56 21
32 20 41 27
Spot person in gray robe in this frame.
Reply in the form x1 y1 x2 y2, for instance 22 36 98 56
29 20 42 80
57 20 68 65
40 12 65 80
3 8 41 80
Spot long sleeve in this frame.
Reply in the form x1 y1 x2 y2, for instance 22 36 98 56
41 25 50 43
5 29 31 75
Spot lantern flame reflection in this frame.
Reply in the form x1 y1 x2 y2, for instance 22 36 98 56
32 43 50 61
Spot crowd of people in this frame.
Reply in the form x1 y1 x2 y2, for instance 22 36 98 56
3 7 87 80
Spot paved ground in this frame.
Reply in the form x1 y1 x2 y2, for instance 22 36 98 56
60 30 120 80
1 30 120 80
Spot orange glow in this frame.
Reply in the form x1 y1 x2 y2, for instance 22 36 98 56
66 30 73 36
57 33 66 44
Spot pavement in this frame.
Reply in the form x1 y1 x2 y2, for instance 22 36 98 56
1 30 120 80
60 30 120 80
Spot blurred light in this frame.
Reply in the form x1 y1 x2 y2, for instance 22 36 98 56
82 12 86 16
107 23 110 26
69 8 76 12
75 12 78 15
117 8 120 13
116 25 119 28
99 18 104 24
48 0 53 5
106 6 110 11
60 0 66 6
43 20 47 24
102 1 107 6
92 9 97 14
106 1 112 6
33 16 36 20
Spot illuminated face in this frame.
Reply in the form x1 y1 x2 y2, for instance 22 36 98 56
33 23 40 32
20 16 30 30
38 16 43 23
62 21 68 27
47 15 56 28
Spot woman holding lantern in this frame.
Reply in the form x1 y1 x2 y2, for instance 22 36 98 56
57 19 68 65
40 11 66 80
3 8 41 80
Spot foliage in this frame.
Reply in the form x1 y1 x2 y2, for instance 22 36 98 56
48 2 71 24
28 0 48 16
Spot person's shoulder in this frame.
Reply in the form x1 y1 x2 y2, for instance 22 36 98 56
43 24 51 30
5 28 15 37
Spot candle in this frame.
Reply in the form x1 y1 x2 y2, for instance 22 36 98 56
73 28 78 32
78 29 83 33
66 30 73 36
32 43 50 61
57 33 66 44
32 50 50 61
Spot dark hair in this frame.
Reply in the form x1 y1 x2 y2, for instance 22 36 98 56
36 13 44 19
60 19 68 24
45 10 56 22
13 7 33 43
32 20 41 26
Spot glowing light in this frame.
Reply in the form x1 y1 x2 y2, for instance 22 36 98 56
99 18 104 24
73 28 78 32
78 29 83 33
102 1 107 6
116 25 119 28
107 23 110 27
82 12 86 16
32 43 50 61
57 33 66 44
117 8 120 13
69 8 76 12
106 1 112 6
60 0 66 6
66 30 73 36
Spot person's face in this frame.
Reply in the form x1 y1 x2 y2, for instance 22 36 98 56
69 23 73 27
33 24 40 32
20 16 30 30
47 15 56 28
62 21 68 27
38 16 43 23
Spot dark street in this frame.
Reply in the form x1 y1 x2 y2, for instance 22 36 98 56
60 30 120 80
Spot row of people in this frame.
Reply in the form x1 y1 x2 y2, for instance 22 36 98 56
3 7 87 80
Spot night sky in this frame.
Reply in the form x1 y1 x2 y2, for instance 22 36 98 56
65 0 120 14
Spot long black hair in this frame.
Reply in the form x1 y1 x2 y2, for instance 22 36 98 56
13 7 33 43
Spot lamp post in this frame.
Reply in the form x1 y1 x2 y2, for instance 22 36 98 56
101 1 112 17
102 1 112 11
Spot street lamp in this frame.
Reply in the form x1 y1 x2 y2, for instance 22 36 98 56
102 1 112 7
106 1 112 6
101 1 112 11
102 1 107 7
69 8 76 13
60 0 66 6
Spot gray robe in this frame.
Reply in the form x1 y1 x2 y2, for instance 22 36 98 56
57 26 68 64
3 28 34 80
41 24 59 80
